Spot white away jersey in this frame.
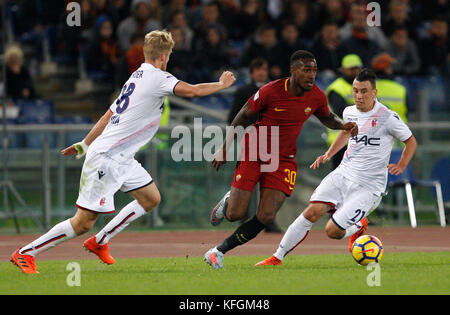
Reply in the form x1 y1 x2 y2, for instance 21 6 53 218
336 100 412 195
88 63 179 162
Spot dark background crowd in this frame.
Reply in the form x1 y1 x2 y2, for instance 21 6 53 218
1 0 449 100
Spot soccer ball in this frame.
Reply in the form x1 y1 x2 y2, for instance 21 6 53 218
351 235 384 266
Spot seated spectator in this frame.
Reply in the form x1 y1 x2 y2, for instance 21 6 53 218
90 0 121 28
167 10 194 51
115 33 145 88
192 24 231 82
277 21 307 77
316 0 347 28
382 0 418 41
192 2 221 41
386 26 421 76
340 2 387 53
418 16 449 76
241 24 283 79
339 2 382 67
234 0 267 40
167 27 193 82
5 45 37 100
278 0 319 41
117 0 161 51
310 20 345 75
86 15 120 80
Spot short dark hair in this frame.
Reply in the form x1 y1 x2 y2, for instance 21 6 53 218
355 68 377 88
249 57 268 73
290 50 315 66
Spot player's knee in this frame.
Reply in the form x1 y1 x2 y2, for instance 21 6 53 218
325 224 344 239
256 212 276 226
139 193 161 212
70 217 94 235
303 205 323 223
225 207 244 222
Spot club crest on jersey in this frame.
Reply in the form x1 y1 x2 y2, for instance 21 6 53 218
99 197 106 206
371 119 377 127
304 107 311 115
236 174 241 182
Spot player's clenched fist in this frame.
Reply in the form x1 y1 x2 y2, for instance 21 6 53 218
219 71 236 88
342 122 358 137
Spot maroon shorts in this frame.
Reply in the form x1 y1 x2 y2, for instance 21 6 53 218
231 159 298 196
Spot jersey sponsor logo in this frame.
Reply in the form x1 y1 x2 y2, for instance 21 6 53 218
351 135 381 146
274 107 286 112
110 115 120 124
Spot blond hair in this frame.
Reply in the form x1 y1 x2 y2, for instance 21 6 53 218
5 44 24 65
143 30 175 61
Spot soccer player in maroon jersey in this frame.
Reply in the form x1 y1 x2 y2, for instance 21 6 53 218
204 50 358 269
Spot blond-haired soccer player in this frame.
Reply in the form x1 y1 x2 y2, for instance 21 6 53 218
10 30 236 274
255 68 417 266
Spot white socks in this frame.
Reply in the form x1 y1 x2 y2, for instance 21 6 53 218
274 213 313 260
19 219 76 256
95 200 147 245
273 213 365 260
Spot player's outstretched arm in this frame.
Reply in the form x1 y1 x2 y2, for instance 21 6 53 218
174 71 236 98
387 135 417 175
61 109 113 159
318 112 358 137
310 129 351 170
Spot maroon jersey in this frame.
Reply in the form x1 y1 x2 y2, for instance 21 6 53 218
246 78 330 160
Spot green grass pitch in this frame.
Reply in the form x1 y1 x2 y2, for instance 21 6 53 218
1 252 449 295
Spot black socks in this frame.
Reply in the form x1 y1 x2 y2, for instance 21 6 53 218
217 216 266 254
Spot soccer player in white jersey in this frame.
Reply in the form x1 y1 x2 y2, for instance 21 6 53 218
255 68 417 266
10 30 236 274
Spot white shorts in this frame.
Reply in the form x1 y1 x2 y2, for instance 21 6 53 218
76 151 152 213
310 170 382 230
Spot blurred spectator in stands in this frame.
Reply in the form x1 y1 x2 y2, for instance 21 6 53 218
86 15 120 80
339 2 383 66
167 27 193 82
191 1 228 50
277 0 319 41
310 20 345 75
90 0 121 28
5 45 37 101
371 53 408 125
115 33 145 87
193 24 231 82
418 16 449 77
228 58 268 125
418 0 449 22
277 21 306 77
386 26 421 76
117 0 161 51
167 10 194 51
382 0 418 42
161 0 189 27
14 0 65 36
234 0 268 40
113 0 133 22
316 0 347 28
58 0 97 59
241 24 283 79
